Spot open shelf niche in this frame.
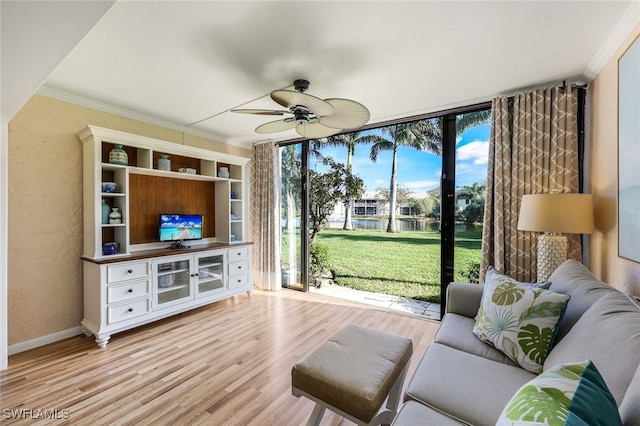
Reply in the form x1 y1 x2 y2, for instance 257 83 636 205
80 125 250 260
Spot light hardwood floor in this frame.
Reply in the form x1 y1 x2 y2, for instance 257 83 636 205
1 290 440 425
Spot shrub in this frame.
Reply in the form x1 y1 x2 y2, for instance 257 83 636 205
460 261 481 283
309 241 331 288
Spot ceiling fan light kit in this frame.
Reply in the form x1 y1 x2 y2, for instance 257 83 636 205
232 79 370 138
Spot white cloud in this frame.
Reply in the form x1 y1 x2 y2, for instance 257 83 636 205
404 179 440 191
455 162 487 186
457 140 489 165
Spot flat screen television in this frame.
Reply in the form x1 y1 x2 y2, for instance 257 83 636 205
159 214 204 242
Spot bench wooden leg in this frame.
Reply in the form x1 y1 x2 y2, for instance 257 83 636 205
385 363 409 414
306 404 326 426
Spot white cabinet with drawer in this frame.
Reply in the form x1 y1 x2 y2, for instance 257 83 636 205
228 246 250 290
108 298 151 324
107 280 151 304
228 246 249 261
82 244 252 348
107 262 150 283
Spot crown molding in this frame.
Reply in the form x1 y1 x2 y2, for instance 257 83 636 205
583 1 640 81
36 86 250 149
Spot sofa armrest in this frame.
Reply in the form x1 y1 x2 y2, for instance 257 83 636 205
445 282 484 318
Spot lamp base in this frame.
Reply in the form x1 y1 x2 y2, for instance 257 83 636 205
537 234 567 282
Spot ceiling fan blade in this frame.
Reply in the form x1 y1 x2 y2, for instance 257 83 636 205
255 118 298 134
318 98 370 129
296 121 342 139
271 90 335 116
231 108 288 116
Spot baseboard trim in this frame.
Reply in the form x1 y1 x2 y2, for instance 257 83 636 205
8 327 83 355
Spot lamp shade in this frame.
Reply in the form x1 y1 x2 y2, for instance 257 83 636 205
517 193 594 234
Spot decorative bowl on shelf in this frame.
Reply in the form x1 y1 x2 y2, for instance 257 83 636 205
101 182 117 193
178 168 196 175
102 242 119 255
158 274 174 288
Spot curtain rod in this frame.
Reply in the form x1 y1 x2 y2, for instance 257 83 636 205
277 101 492 146
276 82 587 147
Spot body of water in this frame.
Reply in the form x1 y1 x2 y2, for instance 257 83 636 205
326 218 479 232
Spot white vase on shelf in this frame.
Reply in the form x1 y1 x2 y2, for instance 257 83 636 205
109 207 122 224
218 167 230 178
158 154 171 171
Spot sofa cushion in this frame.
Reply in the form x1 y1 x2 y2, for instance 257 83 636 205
544 292 640 406
620 364 640 426
391 401 464 426
405 343 536 426
547 259 615 340
473 268 570 373
497 360 621 425
435 313 518 367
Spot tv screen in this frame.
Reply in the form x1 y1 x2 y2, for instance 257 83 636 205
159 214 204 242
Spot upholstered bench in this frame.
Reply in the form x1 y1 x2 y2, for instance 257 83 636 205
291 324 413 426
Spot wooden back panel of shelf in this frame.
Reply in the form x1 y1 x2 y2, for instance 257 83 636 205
151 151 201 173
129 174 216 244
102 143 201 172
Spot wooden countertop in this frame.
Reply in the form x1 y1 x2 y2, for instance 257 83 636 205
81 241 253 264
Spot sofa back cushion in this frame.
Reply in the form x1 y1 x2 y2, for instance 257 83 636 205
548 260 615 340
543 292 640 405
620 363 640 426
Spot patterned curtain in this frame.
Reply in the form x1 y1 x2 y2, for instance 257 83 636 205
250 142 282 291
480 85 581 283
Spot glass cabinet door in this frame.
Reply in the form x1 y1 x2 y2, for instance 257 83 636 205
196 252 226 296
155 257 193 307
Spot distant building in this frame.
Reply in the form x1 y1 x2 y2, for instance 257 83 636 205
455 189 472 211
329 187 475 221
329 190 431 219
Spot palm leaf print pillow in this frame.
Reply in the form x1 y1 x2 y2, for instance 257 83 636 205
497 360 621 425
473 267 569 373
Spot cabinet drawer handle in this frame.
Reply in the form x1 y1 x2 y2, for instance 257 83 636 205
127 269 133 273
128 289 133 293
128 308 134 312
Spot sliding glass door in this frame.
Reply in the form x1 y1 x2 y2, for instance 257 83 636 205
439 110 491 316
280 143 307 291
280 106 491 317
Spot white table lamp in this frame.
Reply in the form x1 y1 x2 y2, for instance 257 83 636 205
517 193 594 282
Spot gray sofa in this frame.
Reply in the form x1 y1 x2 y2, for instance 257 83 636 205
392 259 640 425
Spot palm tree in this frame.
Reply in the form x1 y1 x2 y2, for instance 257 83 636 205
362 111 491 233
317 132 367 230
361 120 441 232
455 110 491 135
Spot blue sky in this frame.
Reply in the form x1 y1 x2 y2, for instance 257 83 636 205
316 123 490 194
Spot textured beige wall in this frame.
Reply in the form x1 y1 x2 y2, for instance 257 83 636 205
589 23 640 295
8 94 250 345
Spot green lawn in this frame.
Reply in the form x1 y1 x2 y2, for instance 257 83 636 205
314 225 482 303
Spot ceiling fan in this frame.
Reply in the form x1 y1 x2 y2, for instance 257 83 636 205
231 79 370 139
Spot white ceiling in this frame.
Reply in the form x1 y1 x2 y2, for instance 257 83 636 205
30 1 640 147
